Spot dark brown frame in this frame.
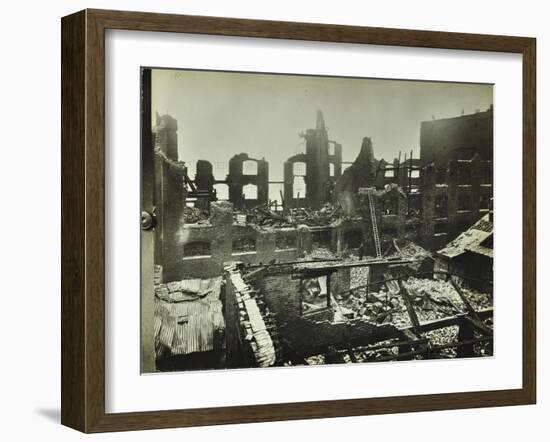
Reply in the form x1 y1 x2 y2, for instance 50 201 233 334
61 8 536 433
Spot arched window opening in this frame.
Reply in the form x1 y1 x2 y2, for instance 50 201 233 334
243 184 258 200
213 183 229 200
293 162 307 176
293 176 306 198
242 160 258 176
183 241 211 257
232 237 256 253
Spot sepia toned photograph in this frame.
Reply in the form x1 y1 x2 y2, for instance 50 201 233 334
140 68 494 374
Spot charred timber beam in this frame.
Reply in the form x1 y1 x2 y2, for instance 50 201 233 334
397 329 420 360
343 271 492 296
373 336 493 362
346 337 428 353
463 315 494 337
399 308 493 334
242 267 266 282
397 280 422 335
449 278 485 323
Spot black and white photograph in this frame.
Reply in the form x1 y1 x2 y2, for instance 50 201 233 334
141 67 494 373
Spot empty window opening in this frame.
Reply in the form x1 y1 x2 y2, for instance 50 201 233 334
381 227 398 237
458 163 472 185
408 195 422 217
435 194 448 218
213 183 229 200
329 163 335 177
312 229 331 249
243 184 258 200
293 162 307 176
242 160 258 176
384 168 395 178
276 234 297 250
269 183 284 211
436 168 447 185
479 195 491 210
183 241 211 257
293 176 306 198
232 237 256 253
458 193 470 211
411 170 420 178
301 276 329 314
344 230 363 249
434 222 447 235
382 197 398 215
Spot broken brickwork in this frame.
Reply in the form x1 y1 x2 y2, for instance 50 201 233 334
226 153 269 209
283 111 342 209
153 114 186 281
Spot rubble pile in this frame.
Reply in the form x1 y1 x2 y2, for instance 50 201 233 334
300 248 338 261
348 255 370 293
304 355 325 365
288 203 343 227
351 340 400 362
340 290 411 327
424 326 460 358
231 202 346 229
182 206 208 224
387 240 434 271
402 277 492 312
340 276 492 354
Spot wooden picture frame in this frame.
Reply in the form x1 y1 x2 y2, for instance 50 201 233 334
61 8 536 433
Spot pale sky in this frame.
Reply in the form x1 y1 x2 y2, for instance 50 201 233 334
151 68 492 182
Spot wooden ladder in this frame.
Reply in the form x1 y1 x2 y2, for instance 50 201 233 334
367 189 382 258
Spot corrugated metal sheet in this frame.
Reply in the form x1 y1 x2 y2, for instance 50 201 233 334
437 214 493 259
154 277 225 356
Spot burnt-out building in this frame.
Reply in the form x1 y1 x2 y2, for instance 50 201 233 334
146 108 494 373
419 107 493 249
283 111 343 209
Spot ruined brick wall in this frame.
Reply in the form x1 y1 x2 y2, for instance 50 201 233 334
420 156 492 250
257 268 396 357
226 153 269 210
420 107 493 168
259 272 302 326
357 185 411 257
335 137 378 215
153 114 185 281
194 160 214 211
304 111 331 209
283 111 342 209
169 203 307 280
283 154 309 209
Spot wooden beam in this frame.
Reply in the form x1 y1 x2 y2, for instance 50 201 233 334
397 280 422 335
